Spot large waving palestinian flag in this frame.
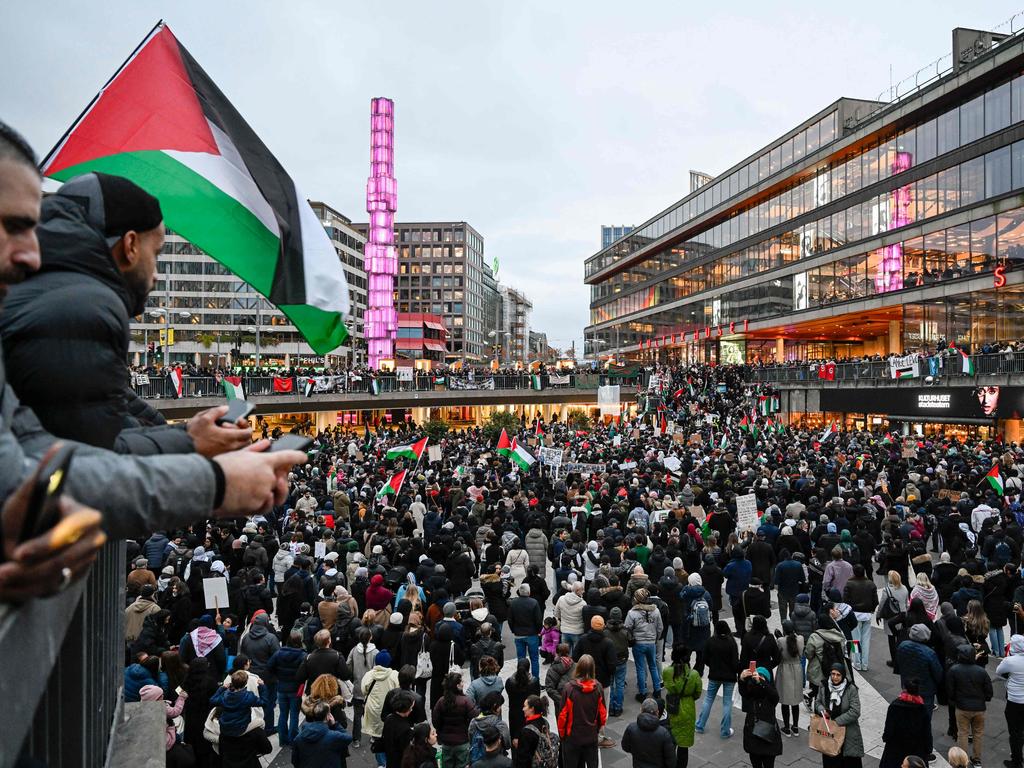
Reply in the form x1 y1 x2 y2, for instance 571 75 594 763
40 22 351 353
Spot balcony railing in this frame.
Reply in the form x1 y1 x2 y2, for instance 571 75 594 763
746 350 1024 384
131 372 639 399
1 541 127 768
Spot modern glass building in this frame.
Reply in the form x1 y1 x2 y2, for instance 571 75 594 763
585 27 1024 364
601 225 634 249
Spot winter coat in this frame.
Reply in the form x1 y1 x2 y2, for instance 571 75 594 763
947 644 993 711
297 647 349 691
507 596 544 637
210 684 268 738
0 194 193 454
740 630 781 672
704 633 740 683
124 663 160 703
361 665 400 738
290 721 352 768
879 696 932 768
143 534 172 569
541 626 561 656
557 678 606 746
804 627 846 687
239 615 281 682
815 682 864 757
775 635 804 706
572 630 618 687
466 673 505 706
624 603 663 644
622 712 676 768
544 656 575 711
347 642 378 696
791 603 818 640
267 645 307 696
722 555 752 598
365 574 395 611
432 692 478 746
678 585 712 651
555 592 586 635
125 597 161 643
773 559 804 599
272 550 293 584
896 640 944 697
661 663 701 748
469 712 512 755
739 677 782 756
525 529 549 574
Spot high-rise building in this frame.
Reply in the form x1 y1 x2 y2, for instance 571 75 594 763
500 285 532 363
482 260 502 355
585 27 1024 364
354 221 486 360
132 203 366 367
601 225 634 249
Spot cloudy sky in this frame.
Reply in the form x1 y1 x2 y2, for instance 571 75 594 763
5 1 1024 354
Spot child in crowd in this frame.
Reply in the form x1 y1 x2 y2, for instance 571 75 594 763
540 616 561 664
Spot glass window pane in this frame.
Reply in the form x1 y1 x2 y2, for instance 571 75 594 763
793 131 806 164
938 108 959 155
960 156 985 205
806 122 820 155
1013 76 1024 124
960 94 984 145
985 146 1011 198
971 216 997 273
1013 141 1024 189
904 236 925 286
938 167 960 213
780 138 793 168
986 81 1011 135
997 208 1024 261
820 114 836 145
916 118 937 164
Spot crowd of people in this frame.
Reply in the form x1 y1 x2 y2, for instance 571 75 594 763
2 121 1024 768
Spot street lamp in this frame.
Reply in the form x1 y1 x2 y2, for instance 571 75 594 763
149 308 191 368
246 303 263 367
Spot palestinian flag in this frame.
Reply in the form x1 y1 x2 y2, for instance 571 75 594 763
738 414 751 432
273 376 293 393
983 464 1004 495
168 365 183 398
881 432 894 446
673 387 684 401
819 421 838 443
531 374 543 391
386 436 428 463
376 469 407 500
369 379 381 396
363 423 373 451
303 378 315 397
771 395 780 413
951 343 975 374
659 410 668 435
757 396 769 416
535 421 545 437
40 23 351 353
509 438 536 472
719 430 728 449
496 428 514 457
222 375 244 400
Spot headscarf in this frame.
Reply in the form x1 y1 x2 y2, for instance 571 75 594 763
687 573 702 587
911 582 939 620
827 663 848 709
958 522 977 546
189 625 223 657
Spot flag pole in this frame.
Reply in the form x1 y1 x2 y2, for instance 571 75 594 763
40 19 166 171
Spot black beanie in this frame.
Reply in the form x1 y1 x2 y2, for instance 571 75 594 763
57 172 162 241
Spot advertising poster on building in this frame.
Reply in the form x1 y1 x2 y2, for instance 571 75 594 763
819 385 1024 420
793 272 808 310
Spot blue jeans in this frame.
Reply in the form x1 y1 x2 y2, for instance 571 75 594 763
611 662 627 713
632 643 661 695
262 680 277 730
277 691 301 744
852 618 872 670
515 635 541 678
990 626 1006 657
562 633 580 654
695 680 734 737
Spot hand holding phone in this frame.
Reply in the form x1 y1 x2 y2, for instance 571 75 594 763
216 399 255 426
269 434 314 454
748 661 757 674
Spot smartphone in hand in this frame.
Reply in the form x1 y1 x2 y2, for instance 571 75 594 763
19 444 75 544
268 434 314 453
216 400 255 426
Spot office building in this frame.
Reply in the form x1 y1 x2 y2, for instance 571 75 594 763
601 225 634 249
396 312 449 364
585 26 1024 364
482 259 502 346
354 221 486 360
500 285 532 363
132 201 367 367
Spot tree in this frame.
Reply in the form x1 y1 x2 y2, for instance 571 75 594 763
196 332 216 350
566 408 592 431
422 416 451 442
483 410 520 443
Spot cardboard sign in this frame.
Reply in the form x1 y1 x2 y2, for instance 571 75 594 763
427 444 442 463
688 505 706 524
354 450 364 462
736 493 759 530
673 433 686 444
203 577 230 610
936 488 960 501
901 441 916 459
688 433 702 445
314 541 327 560
539 447 564 467
619 461 638 470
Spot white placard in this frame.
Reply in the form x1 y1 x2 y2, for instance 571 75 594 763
538 447 564 467
619 461 637 470
397 368 414 382
203 577 230 610
613 435 622 447
315 541 327 560
598 384 621 416
663 456 681 473
736 493 759 530
427 444 442 463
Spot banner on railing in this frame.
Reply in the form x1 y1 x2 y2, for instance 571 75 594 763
132 373 150 385
548 374 571 386
598 384 620 416
562 462 606 474
889 353 919 380
448 378 495 390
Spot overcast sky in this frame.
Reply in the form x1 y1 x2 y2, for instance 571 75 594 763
5 1 1024 354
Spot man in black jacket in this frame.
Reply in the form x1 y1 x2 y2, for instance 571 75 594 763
947 643 993 765
507 583 543 677
843 564 879 672
622 698 675 768
0 172 251 457
296 629 351 691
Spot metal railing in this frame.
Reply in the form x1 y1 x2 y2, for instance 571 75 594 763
132 372 635 399
0 540 126 768
746 350 1024 384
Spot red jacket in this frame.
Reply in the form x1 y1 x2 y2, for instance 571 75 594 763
557 678 606 745
365 574 394 611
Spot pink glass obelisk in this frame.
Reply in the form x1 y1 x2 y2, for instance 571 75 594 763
365 97 397 368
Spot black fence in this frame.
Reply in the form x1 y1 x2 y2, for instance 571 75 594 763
0 540 126 768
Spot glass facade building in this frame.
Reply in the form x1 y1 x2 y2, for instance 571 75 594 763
601 225 634 249
585 28 1024 363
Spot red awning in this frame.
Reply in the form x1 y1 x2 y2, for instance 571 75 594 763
424 320 447 332
424 340 448 352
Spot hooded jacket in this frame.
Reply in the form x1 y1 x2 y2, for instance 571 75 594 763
554 591 586 635
365 574 395 611
557 678 606 746
361 665 400 738
624 602 664 644
947 644 993 711
239 614 281 681
0 193 193 454
622 711 675 768
997 635 1024 704
124 597 161 643
290 720 352 768
210 684 267 737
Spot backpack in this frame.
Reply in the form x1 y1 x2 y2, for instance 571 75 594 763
993 540 1012 567
524 723 558 768
688 594 711 628
469 721 488 764
685 534 699 554
817 634 847 676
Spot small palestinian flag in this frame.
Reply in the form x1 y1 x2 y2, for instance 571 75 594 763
496 429 514 457
771 395 780 413
738 415 751 432
757 396 769 416
765 417 775 433
303 378 315 397
386 436 428 463
673 387 684 401
509 438 536 471
819 421 838 443
40 23 351 353
535 421 545 437
531 374 543 391
168 365 183 398
376 469 407 500
222 375 244 400
881 432 894 446
983 464 1004 495
951 343 975 375
369 379 381 396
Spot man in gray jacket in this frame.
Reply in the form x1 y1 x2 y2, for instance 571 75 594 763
0 122 305 602
625 587 664 699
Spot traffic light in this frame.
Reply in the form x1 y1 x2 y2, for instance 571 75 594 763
147 342 155 354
